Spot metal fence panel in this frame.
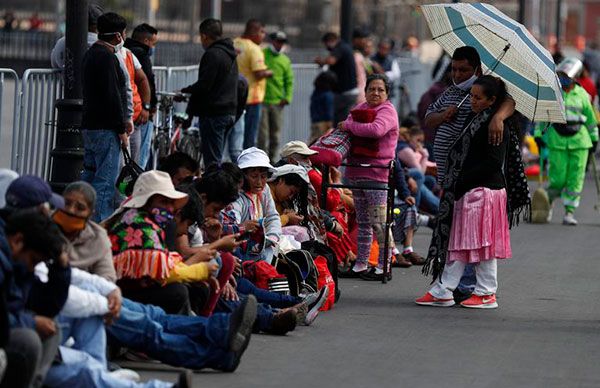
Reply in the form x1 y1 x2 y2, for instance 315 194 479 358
12 69 63 178
0 69 19 168
281 64 320 147
153 66 169 95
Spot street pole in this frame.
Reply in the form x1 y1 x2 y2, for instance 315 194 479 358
50 0 87 191
556 0 562 45
211 0 222 20
340 0 352 43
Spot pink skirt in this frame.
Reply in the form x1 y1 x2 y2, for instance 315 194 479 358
447 187 511 263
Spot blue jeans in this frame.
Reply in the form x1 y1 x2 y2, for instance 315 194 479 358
57 315 106 367
236 278 301 309
130 121 153 169
45 346 172 388
226 112 244 162
408 168 440 214
107 298 231 370
217 294 273 332
199 115 235 167
457 264 476 294
81 129 121 222
243 103 262 149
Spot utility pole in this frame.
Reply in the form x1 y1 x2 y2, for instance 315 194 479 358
49 0 88 191
556 0 562 44
518 0 526 24
340 0 352 43
211 0 222 20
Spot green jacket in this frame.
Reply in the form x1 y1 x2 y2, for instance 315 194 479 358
263 47 294 105
535 84 599 150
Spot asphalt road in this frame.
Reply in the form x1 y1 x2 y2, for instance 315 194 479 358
133 176 600 388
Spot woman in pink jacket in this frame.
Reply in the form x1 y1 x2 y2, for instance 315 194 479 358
339 74 399 281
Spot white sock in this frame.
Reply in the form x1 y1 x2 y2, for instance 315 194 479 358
374 267 384 275
353 262 368 272
403 246 414 254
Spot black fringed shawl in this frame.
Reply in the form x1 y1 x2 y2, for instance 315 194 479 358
422 109 531 281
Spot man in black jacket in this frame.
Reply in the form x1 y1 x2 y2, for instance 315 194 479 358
182 18 238 167
125 23 159 169
81 12 132 222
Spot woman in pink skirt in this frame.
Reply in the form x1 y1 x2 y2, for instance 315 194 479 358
416 75 530 309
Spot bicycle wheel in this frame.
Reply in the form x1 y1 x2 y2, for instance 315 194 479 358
154 132 170 160
178 133 202 163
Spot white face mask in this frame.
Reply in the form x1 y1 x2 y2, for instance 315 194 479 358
114 33 124 52
453 68 479 91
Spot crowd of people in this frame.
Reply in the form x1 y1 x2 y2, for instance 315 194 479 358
1 2 598 386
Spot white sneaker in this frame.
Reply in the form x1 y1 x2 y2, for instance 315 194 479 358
563 213 578 226
108 368 140 382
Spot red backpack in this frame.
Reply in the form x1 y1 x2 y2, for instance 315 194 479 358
242 260 282 290
314 255 336 311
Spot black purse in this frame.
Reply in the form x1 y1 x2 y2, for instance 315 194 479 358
116 147 144 196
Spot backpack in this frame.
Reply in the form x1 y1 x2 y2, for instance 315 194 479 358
272 253 302 297
242 260 283 290
285 250 319 295
301 240 339 302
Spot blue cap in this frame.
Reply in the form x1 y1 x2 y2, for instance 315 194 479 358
5 175 64 210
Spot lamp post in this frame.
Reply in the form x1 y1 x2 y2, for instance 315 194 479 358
49 0 88 191
340 0 352 43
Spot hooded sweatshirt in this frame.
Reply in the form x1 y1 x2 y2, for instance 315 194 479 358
183 38 239 117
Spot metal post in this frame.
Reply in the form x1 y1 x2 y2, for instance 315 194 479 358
518 0 526 24
556 0 562 44
211 0 222 20
340 0 352 43
50 0 87 191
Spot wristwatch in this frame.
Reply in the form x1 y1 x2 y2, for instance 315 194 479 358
142 103 151 111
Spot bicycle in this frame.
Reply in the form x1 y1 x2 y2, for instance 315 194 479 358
149 91 202 169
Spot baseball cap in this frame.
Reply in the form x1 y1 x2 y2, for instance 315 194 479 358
270 31 288 42
280 141 318 158
5 175 64 210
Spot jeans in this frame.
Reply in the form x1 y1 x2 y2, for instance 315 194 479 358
257 104 284 160
107 298 231 370
457 264 477 294
226 112 245 162
130 121 153 169
236 278 301 309
120 282 206 315
199 115 236 168
45 346 172 388
217 294 274 333
1 328 56 388
81 129 121 222
57 315 106 366
243 103 262 149
408 168 439 214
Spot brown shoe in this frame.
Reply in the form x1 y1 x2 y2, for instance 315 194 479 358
404 251 425 265
393 254 412 268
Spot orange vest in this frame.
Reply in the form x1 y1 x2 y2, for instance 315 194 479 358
124 49 142 122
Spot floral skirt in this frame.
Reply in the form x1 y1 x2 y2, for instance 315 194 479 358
448 187 511 263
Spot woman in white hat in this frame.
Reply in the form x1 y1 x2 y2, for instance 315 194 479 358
222 148 282 263
267 164 311 243
105 170 219 314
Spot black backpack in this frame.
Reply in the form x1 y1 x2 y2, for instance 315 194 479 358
285 250 319 295
301 240 340 302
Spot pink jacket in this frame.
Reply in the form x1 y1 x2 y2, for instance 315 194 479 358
344 100 399 182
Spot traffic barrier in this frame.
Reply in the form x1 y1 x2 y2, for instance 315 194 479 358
0 69 19 167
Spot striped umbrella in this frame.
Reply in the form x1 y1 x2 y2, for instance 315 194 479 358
421 2 566 123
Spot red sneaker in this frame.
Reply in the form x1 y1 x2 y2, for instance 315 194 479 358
460 294 498 309
415 292 455 307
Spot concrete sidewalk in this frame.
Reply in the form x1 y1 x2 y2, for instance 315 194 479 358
138 177 600 388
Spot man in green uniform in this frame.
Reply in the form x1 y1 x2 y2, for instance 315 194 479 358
535 58 599 225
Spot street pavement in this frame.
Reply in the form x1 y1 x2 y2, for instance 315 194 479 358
136 176 600 388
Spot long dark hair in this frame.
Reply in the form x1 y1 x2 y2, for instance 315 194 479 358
274 173 309 222
473 75 507 112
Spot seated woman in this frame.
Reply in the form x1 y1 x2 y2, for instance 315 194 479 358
267 164 311 244
339 74 399 281
105 170 218 315
222 148 282 264
397 126 440 214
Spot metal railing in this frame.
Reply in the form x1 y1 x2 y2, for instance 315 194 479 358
12 69 63 178
0 69 19 168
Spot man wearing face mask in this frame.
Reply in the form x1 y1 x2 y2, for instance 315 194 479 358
126 23 159 169
534 58 598 226
257 31 294 160
424 46 515 303
81 12 133 222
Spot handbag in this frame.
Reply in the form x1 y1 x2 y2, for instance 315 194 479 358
116 147 144 196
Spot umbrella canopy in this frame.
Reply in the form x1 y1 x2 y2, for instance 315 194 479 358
422 2 566 123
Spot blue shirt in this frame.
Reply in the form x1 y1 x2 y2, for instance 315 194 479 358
310 90 334 123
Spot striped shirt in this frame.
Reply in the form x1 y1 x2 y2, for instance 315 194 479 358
426 86 472 183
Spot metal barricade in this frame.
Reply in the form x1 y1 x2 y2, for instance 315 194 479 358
0 69 19 168
165 65 198 92
153 66 169 95
12 69 63 179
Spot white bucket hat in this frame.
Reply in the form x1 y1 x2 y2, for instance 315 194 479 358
237 147 276 172
121 170 188 209
268 164 309 183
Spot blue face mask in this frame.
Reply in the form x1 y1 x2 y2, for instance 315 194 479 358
148 46 155 56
